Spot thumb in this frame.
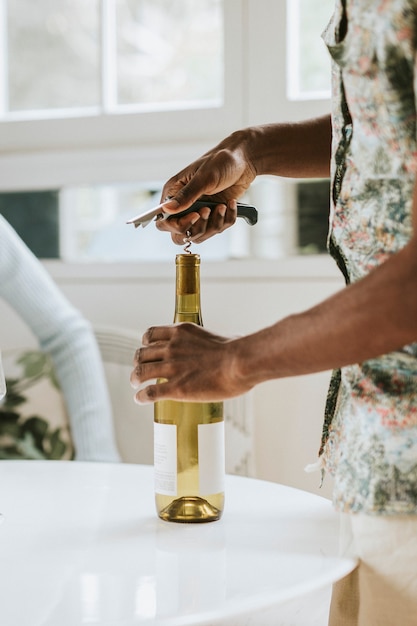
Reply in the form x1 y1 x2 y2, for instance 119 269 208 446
162 169 220 214
161 190 202 216
160 197 182 214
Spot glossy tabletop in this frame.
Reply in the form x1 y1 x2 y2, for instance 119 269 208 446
0 461 356 625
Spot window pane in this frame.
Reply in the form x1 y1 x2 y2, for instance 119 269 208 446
59 183 233 262
0 180 330 262
7 0 100 112
58 180 329 263
116 0 223 108
287 0 333 99
297 180 330 254
0 191 60 258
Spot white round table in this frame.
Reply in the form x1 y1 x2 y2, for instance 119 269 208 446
0 461 356 625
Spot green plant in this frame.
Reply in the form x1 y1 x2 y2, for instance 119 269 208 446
0 351 73 460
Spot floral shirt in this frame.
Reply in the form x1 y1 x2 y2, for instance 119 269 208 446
320 0 417 514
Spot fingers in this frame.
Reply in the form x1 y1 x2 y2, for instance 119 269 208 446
130 323 192 387
130 341 189 406
191 200 237 243
133 382 160 405
160 168 210 213
130 322 239 405
129 326 169 388
156 207 210 243
133 379 179 405
130 323 207 404
133 379 205 405
158 155 240 244
156 200 238 245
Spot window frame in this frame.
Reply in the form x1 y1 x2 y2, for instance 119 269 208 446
0 0 331 193
0 0 246 190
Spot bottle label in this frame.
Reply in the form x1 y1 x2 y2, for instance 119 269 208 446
154 422 177 496
198 422 225 495
154 421 225 497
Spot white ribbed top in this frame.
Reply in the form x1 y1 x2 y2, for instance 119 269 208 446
0 214 120 462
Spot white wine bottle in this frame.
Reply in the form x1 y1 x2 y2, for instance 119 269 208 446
154 253 225 523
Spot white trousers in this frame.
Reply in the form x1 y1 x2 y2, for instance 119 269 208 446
329 514 417 626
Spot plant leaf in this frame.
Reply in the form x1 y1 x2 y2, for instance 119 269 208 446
17 351 49 380
18 432 47 460
21 416 48 451
48 429 68 460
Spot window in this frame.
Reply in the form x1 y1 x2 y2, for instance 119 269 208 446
59 182 243 262
0 190 59 257
287 0 334 100
0 0 242 161
0 0 332 262
5 0 101 115
3 0 223 117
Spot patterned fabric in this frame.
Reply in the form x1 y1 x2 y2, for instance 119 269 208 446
320 0 417 513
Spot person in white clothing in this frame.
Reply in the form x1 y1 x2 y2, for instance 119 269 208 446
0 214 120 462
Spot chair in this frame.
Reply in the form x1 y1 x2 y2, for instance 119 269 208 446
94 325 153 465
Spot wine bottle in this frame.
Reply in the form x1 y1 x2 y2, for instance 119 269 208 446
154 253 225 523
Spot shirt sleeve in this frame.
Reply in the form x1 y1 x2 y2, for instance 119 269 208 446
0 215 121 462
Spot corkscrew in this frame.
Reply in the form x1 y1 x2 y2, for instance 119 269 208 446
183 230 193 254
126 200 258 229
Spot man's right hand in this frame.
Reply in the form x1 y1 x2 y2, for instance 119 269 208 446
155 128 257 244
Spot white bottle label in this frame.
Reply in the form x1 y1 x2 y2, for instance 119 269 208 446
154 422 177 496
198 422 225 495
154 421 225 497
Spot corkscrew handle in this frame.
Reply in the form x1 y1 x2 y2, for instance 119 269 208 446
180 201 258 225
235 203 258 225
127 201 258 228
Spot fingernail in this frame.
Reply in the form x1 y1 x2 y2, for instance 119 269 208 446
218 205 226 217
200 207 211 220
162 198 180 211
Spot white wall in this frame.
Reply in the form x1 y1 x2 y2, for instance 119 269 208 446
0 255 343 499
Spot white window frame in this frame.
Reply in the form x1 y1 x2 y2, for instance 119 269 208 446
0 0 337 281
0 0 331 192
0 0 245 190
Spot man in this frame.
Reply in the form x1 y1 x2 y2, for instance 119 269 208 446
131 2 417 624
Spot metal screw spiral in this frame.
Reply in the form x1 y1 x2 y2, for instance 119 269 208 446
183 230 192 254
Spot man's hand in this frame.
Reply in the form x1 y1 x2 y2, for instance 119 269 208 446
130 322 248 403
154 116 332 245
155 129 257 244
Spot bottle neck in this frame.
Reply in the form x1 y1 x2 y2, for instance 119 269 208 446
174 254 203 325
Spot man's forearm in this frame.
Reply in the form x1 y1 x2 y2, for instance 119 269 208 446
242 115 332 179
233 238 417 386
